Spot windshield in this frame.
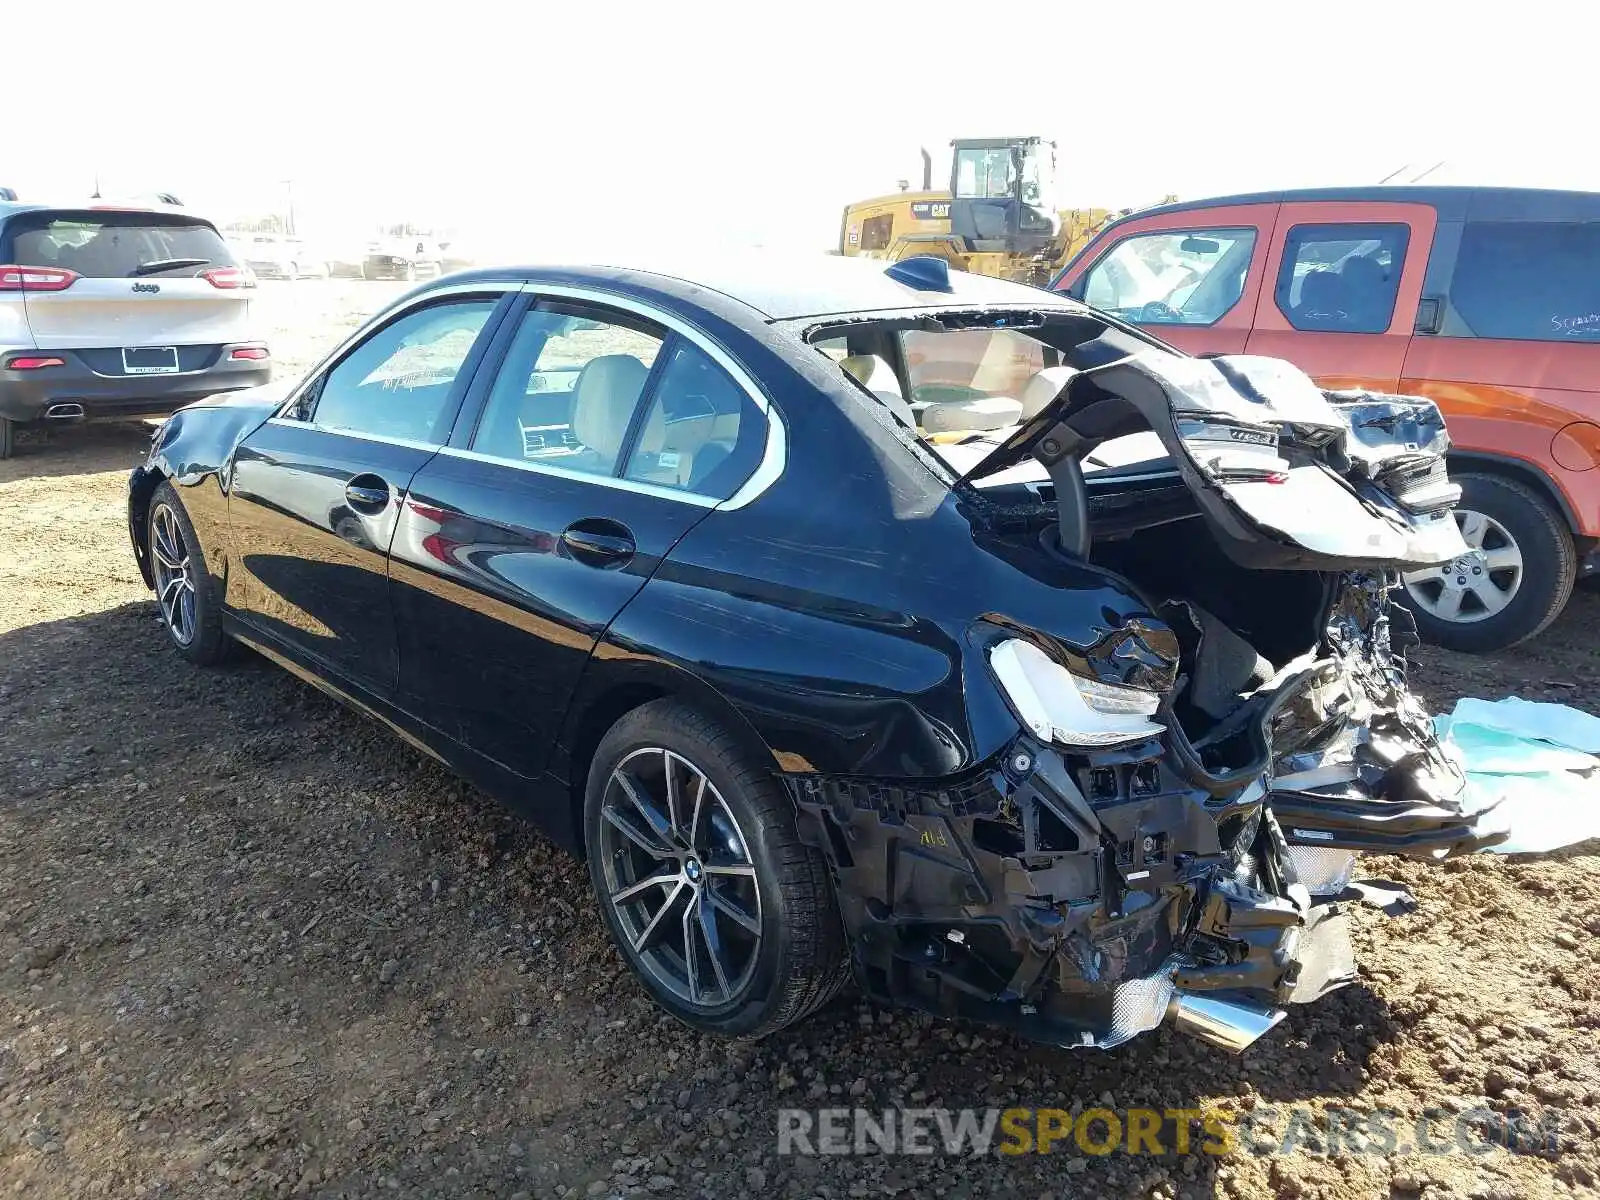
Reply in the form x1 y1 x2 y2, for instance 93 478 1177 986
10 211 235 278
954 147 1016 200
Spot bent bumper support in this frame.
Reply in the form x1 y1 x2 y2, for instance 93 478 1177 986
789 575 1497 1053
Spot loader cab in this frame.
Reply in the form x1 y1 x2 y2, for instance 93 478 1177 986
948 137 1059 256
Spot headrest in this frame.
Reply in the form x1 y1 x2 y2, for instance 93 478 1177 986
570 355 650 460
921 395 1024 434
1019 366 1079 419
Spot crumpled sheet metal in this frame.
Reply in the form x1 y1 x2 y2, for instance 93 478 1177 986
1437 697 1600 855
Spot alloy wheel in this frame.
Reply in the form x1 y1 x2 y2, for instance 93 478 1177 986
596 747 763 1010
150 503 197 645
1402 507 1524 624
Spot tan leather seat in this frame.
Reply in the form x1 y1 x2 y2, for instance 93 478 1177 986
1019 366 1079 419
570 354 651 465
920 395 1024 434
630 406 714 488
838 354 915 424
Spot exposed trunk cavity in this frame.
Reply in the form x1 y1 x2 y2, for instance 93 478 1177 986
793 351 1504 1053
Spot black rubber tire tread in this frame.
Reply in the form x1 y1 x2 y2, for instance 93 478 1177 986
148 480 233 666
584 698 850 1038
0 417 13 459
1406 472 1576 653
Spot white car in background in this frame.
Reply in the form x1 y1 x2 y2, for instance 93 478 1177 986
0 202 271 457
236 234 329 280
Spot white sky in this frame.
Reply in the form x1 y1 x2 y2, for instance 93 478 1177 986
10 0 1595 254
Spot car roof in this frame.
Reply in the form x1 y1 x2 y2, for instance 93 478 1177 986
0 200 215 223
1114 184 1600 225
444 253 1071 321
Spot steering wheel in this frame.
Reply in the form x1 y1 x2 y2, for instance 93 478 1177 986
1136 301 1185 323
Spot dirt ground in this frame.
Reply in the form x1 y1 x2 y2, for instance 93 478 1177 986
2 281 1598 1200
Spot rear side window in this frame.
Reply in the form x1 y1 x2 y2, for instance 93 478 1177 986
471 306 664 478
8 212 237 278
1450 221 1600 342
1275 223 1409 334
1080 228 1257 325
624 341 767 499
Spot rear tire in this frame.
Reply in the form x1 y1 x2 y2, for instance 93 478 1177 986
583 699 850 1038
1401 473 1575 652
147 481 232 665
0 417 13 459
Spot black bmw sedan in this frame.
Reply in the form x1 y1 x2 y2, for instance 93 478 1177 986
128 254 1500 1053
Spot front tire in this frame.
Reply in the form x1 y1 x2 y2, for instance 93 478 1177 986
1402 473 1576 652
584 700 849 1037
148 481 231 665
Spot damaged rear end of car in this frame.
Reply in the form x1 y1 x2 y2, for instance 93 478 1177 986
791 335 1503 1053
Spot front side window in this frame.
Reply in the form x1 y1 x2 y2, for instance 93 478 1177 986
624 341 766 499
1081 228 1257 325
900 327 1048 405
471 306 664 478
309 300 496 442
954 146 1016 200
1275 223 1409 334
1450 221 1600 342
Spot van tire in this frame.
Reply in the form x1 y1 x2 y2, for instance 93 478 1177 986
0 417 13 459
1402 473 1575 653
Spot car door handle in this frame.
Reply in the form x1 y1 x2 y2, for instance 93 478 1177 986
345 474 391 512
560 518 636 569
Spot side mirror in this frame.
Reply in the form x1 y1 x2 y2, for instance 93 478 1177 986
1179 236 1221 255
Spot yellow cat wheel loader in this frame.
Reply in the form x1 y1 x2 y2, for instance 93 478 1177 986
839 137 1170 287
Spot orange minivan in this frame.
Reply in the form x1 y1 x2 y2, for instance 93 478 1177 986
1052 186 1600 652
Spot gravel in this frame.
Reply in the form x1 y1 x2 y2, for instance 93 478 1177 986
2 280 1598 1198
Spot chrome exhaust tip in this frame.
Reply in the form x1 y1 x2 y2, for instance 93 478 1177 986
43 402 85 420
1168 993 1287 1053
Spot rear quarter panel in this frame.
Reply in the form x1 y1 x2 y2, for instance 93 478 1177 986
1399 343 1600 536
0 217 32 350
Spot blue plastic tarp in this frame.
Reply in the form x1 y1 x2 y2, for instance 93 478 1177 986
1435 697 1600 855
